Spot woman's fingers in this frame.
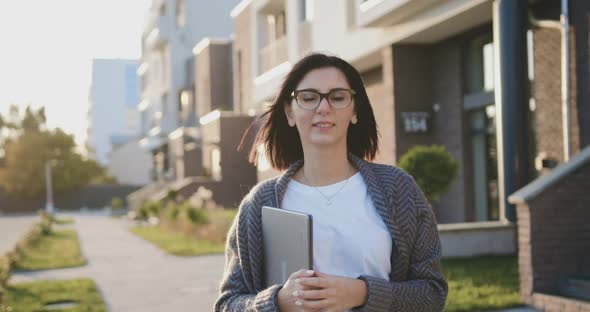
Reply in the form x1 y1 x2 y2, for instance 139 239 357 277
295 298 329 310
296 276 329 288
294 288 331 300
290 269 315 280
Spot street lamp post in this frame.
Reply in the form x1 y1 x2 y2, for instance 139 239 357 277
45 160 55 214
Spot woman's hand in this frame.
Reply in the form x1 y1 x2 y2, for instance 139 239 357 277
277 269 319 312
292 271 368 312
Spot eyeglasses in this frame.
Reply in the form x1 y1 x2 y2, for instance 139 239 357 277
290 88 356 110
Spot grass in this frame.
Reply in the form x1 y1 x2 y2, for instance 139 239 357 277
443 255 523 312
130 226 225 256
2 278 106 312
208 208 239 221
52 217 74 225
15 230 86 270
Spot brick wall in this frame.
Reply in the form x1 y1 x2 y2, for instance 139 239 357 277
232 5 255 115
195 41 233 117
209 43 234 112
531 293 590 311
533 27 581 163
431 40 468 223
361 55 395 166
390 43 467 223
516 162 590 305
391 45 434 156
196 44 212 117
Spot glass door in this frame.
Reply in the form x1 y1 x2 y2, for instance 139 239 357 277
468 104 499 221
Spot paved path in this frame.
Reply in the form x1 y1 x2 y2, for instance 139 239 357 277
10 213 225 312
0 214 39 255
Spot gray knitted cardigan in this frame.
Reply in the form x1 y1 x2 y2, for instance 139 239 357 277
214 153 448 311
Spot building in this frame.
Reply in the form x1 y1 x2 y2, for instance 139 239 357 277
230 0 590 308
137 0 241 181
128 0 256 210
108 139 153 186
87 59 141 165
231 0 589 222
128 39 257 211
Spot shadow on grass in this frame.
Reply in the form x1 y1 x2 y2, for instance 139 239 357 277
443 255 523 312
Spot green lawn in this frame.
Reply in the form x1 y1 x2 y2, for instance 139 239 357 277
443 255 523 312
2 278 106 312
15 230 86 270
130 226 225 256
53 217 74 225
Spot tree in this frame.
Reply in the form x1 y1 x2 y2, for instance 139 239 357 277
398 145 459 203
0 105 112 198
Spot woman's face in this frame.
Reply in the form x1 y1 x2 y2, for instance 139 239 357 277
284 67 357 151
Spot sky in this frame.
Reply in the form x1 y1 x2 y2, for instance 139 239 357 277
0 0 150 147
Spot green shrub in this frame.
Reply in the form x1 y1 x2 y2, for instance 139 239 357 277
399 145 459 203
137 201 163 220
0 212 54 304
138 204 150 220
186 207 208 225
40 217 52 235
165 189 179 203
111 197 124 209
147 201 162 217
181 202 209 225
0 255 10 288
39 211 53 233
166 202 180 221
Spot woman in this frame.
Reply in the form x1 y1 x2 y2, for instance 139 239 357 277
215 53 447 312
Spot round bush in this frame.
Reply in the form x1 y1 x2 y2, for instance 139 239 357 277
137 204 150 220
145 201 162 217
166 202 181 220
183 204 209 225
399 145 459 203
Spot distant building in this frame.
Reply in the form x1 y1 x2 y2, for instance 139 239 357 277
108 139 153 186
87 59 141 165
138 0 241 181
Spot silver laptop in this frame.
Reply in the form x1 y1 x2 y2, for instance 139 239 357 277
261 206 313 287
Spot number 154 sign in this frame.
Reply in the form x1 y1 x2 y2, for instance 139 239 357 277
401 112 430 133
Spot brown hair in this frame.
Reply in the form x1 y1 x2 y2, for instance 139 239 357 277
240 53 379 170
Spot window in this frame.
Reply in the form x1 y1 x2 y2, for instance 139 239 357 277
300 0 313 22
179 89 192 124
176 0 186 27
467 105 498 221
266 11 287 42
464 32 494 94
211 148 221 180
276 11 286 37
483 42 494 91
161 92 168 125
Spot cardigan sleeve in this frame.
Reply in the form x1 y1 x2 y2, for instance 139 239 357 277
352 176 448 312
214 199 283 312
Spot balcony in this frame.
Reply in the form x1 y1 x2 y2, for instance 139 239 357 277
259 35 288 74
144 16 171 50
356 0 441 27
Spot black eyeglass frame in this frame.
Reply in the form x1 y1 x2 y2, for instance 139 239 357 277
290 88 356 110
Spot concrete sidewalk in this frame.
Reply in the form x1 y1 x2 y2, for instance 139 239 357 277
10 214 225 312
0 214 39 255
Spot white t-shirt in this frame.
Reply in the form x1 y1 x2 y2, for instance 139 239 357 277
282 172 392 281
